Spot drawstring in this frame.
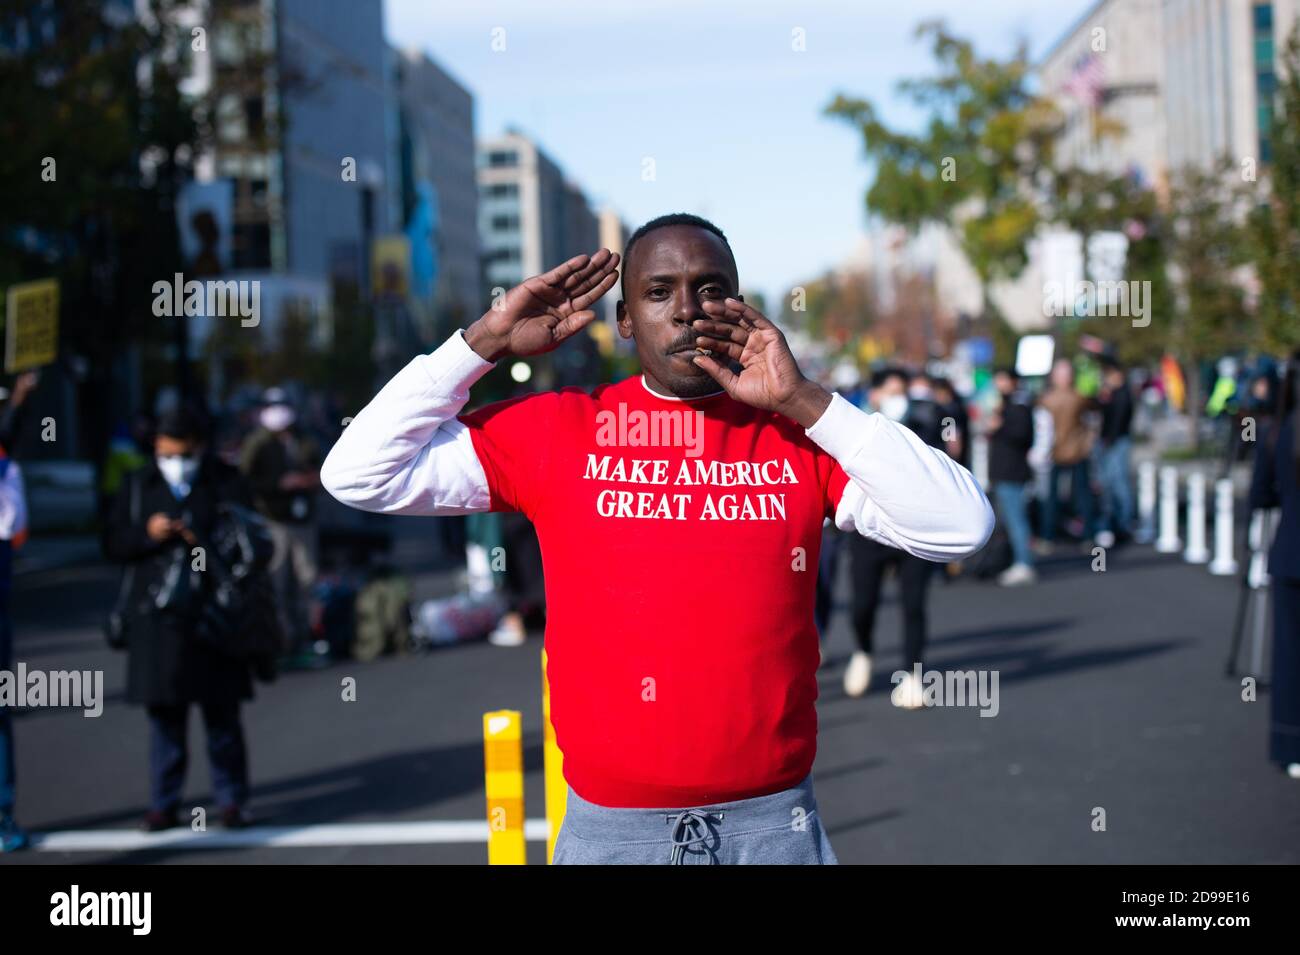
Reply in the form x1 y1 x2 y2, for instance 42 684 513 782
666 809 723 864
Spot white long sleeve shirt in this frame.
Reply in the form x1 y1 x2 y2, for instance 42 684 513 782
322 329 993 562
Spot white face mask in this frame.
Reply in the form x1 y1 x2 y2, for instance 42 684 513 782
260 404 296 432
880 394 909 422
157 454 200 488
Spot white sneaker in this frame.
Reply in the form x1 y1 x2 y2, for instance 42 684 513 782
843 651 872 698
1287 763 1300 779
487 616 526 647
891 672 924 709
997 563 1037 587
1094 530 1116 549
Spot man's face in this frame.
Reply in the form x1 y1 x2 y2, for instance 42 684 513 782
155 435 198 458
995 372 1015 396
616 225 739 398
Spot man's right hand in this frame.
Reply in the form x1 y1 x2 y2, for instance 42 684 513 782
146 513 182 542
464 248 620 362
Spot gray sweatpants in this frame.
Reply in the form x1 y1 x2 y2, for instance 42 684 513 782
552 774 838 865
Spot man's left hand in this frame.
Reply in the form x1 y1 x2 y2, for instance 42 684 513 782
690 298 831 429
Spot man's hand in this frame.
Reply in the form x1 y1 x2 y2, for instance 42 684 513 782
146 513 183 542
690 298 832 429
464 249 620 362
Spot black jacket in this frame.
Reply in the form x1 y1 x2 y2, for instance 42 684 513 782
103 456 257 706
1099 383 1133 446
240 427 320 524
988 392 1035 484
1249 413 1300 581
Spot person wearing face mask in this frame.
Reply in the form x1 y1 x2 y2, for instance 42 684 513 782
240 388 322 667
842 368 947 707
102 406 258 831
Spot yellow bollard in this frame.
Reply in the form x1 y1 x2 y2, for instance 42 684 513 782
541 648 567 864
483 710 526 865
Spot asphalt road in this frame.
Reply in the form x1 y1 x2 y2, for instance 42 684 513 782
3 519 1297 865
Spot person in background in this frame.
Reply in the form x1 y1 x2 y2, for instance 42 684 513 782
1249 351 1300 781
240 389 321 667
843 367 944 707
1038 358 1095 549
103 407 258 830
1093 361 1134 549
987 368 1037 587
0 407 29 853
932 376 970 469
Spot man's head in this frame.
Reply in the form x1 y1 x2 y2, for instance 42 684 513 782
1050 358 1075 391
615 213 740 398
260 387 297 433
154 406 205 458
994 367 1019 397
869 367 910 420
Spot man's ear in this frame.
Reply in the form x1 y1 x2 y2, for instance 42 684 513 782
615 300 632 340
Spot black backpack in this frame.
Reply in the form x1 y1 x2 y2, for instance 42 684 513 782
191 502 283 682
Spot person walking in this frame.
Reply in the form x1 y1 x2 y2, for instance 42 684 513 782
0 429 29 852
1039 358 1095 547
988 368 1036 586
104 407 259 830
842 368 950 705
240 389 321 667
1093 361 1135 549
1249 351 1300 780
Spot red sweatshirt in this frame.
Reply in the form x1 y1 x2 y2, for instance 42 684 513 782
459 375 848 807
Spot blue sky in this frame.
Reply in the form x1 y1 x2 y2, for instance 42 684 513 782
385 0 1095 308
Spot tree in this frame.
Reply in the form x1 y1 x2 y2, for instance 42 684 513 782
0 0 209 466
1164 161 1252 421
826 21 1058 335
1250 22 1300 354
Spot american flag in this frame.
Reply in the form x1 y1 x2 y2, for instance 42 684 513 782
1062 53 1106 107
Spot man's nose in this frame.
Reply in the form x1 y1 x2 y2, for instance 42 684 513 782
672 290 705 324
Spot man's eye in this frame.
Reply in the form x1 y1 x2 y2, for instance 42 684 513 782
648 287 668 298
701 287 724 297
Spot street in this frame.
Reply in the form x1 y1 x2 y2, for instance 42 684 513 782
3 519 1297 866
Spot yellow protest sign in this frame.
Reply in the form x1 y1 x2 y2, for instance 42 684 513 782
5 279 59 373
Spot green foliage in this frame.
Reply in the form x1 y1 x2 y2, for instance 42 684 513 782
1250 22 1300 354
826 20 1057 296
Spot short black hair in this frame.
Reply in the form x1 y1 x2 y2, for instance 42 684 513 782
994 366 1020 383
620 213 737 298
156 404 207 442
871 367 910 390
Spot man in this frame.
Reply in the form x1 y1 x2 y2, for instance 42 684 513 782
1093 361 1133 549
240 389 321 665
987 368 1036 586
0 404 29 852
104 407 257 830
322 214 992 864
841 368 949 706
1038 358 1095 547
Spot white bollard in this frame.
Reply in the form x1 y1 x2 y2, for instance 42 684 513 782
972 434 989 490
1135 460 1157 543
1184 472 1209 563
1155 465 1183 553
1208 478 1238 575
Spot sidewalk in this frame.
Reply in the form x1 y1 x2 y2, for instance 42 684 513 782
13 533 102 577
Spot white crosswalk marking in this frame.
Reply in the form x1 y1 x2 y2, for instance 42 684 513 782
32 819 550 851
